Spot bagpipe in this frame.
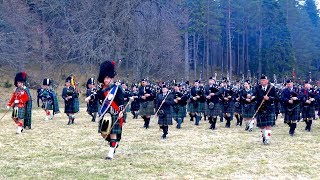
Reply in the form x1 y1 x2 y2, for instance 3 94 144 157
173 90 188 106
37 88 53 108
87 88 98 102
221 86 234 104
301 88 316 107
69 74 81 94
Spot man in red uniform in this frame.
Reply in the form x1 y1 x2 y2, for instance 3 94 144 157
7 72 29 134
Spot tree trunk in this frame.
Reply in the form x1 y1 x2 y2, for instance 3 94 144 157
257 0 262 76
237 32 240 75
193 33 197 80
184 32 189 81
227 0 232 79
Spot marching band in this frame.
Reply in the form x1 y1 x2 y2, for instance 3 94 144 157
4 66 320 160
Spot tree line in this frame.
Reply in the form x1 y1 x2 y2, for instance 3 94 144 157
0 0 319 84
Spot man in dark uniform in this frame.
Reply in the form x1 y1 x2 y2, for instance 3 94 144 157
189 80 205 126
139 79 156 128
156 83 174 140
37 78 60 121
204 77 222 130
220 78 234 128
301 81 316 132
172 84 188 129
121 82 131 123
85 78 99 122
62 76 79 125
281 79 301 136
240 80 256 131
130 84 140 119
96 60 125 160
254 75 277 145
233 81 243 126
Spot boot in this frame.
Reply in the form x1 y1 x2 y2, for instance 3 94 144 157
177 118 182 129
208 117 213 129
239 116 243 126
195 115 200 126
289 123 296 136
212 118 217 130
67 116 72 125
190 113 194 121
225 117 231 128
235 114 240 126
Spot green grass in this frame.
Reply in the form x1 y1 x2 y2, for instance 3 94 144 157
0 108 320 179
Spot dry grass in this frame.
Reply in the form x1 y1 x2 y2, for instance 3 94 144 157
0 108 320 180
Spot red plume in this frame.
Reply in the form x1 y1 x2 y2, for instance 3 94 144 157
22 71 27 79
111 61 116 66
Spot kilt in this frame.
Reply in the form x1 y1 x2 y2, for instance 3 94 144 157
233 102 242 114
140 101 154 116
279 103 285 114
172 105 187 119
87 101 99 113
158 110 173 126
188 102 196 113
301 105 315 119
221 101 234 114
188 101 205 113
205 102 221 117
256 112 275 127
242 103 255 118
131 101 140 111
42 100 53 110
64 99 78 114
284 107 300 121
98 115 122 134
198 102 205 113
12 107 25 119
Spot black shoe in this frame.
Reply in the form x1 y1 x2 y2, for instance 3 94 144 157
105 156 112 160
245 125 249 131
161 134 167 140
67 120 71 125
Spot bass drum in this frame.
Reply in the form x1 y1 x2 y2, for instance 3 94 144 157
99 113 112 135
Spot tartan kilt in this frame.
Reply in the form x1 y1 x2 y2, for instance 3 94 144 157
42 101 53 110
242 103 256 118
279 103 285 114
158 110 173 126
233 102 242 114
73 98 79 113
284 107 301 121
98 115 122 134
172 105 187 119
12 107 25 119
188 102 196 113
64 100 76 114
221 101 234 114
301 105 315 119
256 112 275 127
87 102 99 113
205 102 221 117
198 102 205 113
140 101 154 116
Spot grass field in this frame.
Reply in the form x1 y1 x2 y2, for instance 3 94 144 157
0 108 320 179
